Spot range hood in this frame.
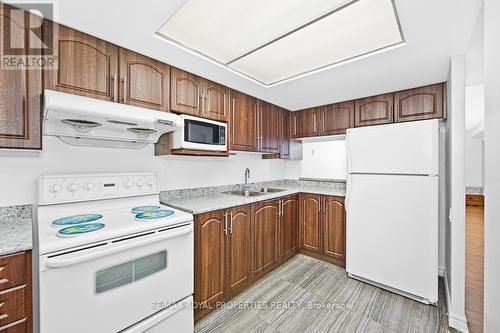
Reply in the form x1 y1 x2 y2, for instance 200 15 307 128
43 90 183 149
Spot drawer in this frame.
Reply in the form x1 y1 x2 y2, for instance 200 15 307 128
0 253 27 291
0 287 28 328
0 319 26 333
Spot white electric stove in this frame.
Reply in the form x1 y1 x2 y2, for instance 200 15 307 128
36 172 194 333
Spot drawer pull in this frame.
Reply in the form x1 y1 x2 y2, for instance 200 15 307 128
0 301 6 321
0 279 8 285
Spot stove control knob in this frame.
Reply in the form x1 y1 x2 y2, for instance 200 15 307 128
147 179 154 186
84 183 93 191
136 180 143 187
67 183 78 192
50 184 61 193
124 180 133 188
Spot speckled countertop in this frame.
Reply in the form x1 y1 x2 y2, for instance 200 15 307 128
0 205 33 256
160 180 346 215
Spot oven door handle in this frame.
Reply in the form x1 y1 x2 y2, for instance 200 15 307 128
44 225 192 269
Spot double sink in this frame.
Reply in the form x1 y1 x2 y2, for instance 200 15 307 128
224 187 285 197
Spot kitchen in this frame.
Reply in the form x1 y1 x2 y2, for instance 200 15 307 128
0 0 497 333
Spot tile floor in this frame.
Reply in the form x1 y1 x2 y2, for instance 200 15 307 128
195 255 455 333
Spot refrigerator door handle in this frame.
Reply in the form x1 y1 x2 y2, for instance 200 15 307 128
345 174 352 212
345 133 352 174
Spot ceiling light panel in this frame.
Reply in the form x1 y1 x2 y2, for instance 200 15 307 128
229 0 403 85
157 0 351 64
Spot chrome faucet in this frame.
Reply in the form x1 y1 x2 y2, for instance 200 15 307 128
244 168 251 190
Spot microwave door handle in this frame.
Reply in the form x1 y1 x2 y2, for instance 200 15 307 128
44 225 192 269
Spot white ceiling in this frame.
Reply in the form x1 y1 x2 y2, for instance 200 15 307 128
43 0 482 110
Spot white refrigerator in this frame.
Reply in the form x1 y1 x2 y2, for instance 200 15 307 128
345 119 439 304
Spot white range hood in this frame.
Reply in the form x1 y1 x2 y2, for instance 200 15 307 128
43 90 182 149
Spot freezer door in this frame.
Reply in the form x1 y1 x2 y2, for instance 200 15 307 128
346 174 438 303
346 119 438 175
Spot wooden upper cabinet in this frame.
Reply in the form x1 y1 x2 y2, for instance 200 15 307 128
251 200 280 278
170 67 202 116
204 80 229 122
194 210 226 315
225 205 251 294
279 108 291 159
170 68 228 121
322 196 346 261
321 101 355 135
291 108 319 138
0 7 42 149
229 90 258 151
354 93 394 127
259 101 280 153
299 194 321 253
119 49 170 111
394 83 444 122
280 196 298 260
44 23 119 101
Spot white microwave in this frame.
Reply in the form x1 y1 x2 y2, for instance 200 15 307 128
172 115 227 151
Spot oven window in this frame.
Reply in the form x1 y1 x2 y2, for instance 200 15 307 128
95 251 167 293
185 119 219 145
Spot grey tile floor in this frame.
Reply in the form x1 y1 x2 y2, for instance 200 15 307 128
195 254 455 333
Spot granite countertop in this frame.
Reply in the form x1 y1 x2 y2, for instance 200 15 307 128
0 205 33 256
161 185 346 215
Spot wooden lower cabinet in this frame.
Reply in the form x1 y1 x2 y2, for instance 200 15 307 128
0 251 32 333
299 193 322 253
251 200 280 279
194 210 226 320
322 196 346 263
194 205 251 321
299 195 346 267
280 195 298 261
225 205 252 295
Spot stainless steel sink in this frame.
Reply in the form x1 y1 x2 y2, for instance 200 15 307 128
223 190 264 197
258 187 285 193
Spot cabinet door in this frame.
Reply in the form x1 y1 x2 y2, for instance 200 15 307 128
170 67 202 116
279 108 291 159
280 196 298 260
291 108 319 138
119 49 170 111
394 84 443 122
299 194 321 253
229 90 258 151
194 210 226 313
44 23 119 101
203 80 229 122
226 205 251 295
354 93 394 127
322 196 346 261
259 101 280 153
321 101 354 135
0 8 42 149
251 200 280 278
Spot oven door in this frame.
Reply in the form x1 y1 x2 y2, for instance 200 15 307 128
38 223 193 333
182 117 226 151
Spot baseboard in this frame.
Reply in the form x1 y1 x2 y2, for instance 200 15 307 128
438 266 445 277
443 270 469 332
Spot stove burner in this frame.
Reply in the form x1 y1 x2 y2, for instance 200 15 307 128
57 223 106 238
52 214 103 226
134 210 175 221
131 206 161 214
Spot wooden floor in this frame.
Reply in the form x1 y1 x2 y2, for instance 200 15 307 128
465 205 484 333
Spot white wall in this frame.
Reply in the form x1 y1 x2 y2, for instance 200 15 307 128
0 136 300 206
465 84 485 131
484 0 500 331
300 140 346 180
465 138 484 188
444 54 467 332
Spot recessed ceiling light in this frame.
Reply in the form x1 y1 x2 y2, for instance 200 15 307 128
156 0 404 86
